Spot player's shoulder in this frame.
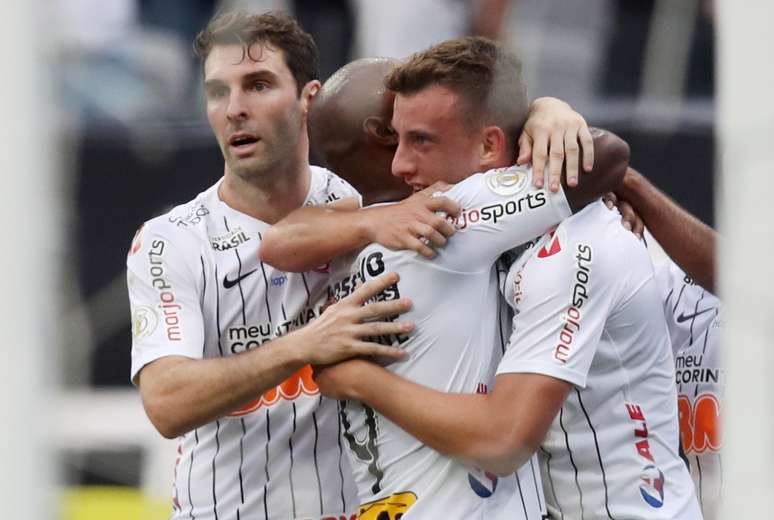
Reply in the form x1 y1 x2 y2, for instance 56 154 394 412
307 165 362 206
523 201 643 278
445 164 533 203
127 184 218 263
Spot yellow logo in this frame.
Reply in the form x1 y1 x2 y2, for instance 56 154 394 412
357 491 417 520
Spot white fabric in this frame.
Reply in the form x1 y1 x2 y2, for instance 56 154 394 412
655 259 723 520
127 166 360 520
330 164 569 519
498 201 702 520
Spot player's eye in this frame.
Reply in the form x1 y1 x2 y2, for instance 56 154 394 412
206 86 228 99
251 81 268 92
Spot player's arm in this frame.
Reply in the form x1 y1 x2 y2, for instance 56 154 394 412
315 360 571 476
562 127 629 213
515 97 629 205
129 228 412 438
260 191 460 272
614 166 717 292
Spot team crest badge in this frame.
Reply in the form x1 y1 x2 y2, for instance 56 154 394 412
132 305 159 339
485 167 529 196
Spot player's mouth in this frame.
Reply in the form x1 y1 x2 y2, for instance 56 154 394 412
228 133 260 157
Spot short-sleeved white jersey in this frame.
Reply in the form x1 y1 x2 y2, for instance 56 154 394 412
498 201 701 520
655 259 723 520
330 165 570 519
127 166 360 520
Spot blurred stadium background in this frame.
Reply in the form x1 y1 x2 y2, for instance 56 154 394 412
5 0 731 518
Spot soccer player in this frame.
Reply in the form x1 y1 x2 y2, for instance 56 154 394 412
613 167 721 519
262 38 629 518
308 41 702 519
126 11 460 519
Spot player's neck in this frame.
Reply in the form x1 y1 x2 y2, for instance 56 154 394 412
219 158 311 224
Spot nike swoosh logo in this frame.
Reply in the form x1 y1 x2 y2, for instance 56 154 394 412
223 269 257 289
676 307 715 323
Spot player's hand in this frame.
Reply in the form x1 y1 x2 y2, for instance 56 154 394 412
295 272 412 366
312 358 377 400
603 192 645 239
364 189 460 259
517 97 594 192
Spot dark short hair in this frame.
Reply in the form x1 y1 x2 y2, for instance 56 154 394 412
386 37 527 150
194 10 319 96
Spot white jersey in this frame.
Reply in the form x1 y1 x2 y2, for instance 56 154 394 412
127 166 360 520
330 165 570 519
498 201 702 520
655 260 723 520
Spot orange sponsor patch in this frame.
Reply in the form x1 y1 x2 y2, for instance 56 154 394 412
230 364 319 416
678 393 722 454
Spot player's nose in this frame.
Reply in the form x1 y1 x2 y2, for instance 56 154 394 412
391 142 416 179
226 90 249 121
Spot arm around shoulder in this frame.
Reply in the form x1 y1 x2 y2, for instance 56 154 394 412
563 128 630 213
614 167 716 292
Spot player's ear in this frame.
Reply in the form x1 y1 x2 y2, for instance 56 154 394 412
479 126 507 170
363 116 398 146
301 80 321 115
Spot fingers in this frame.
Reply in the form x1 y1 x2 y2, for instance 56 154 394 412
548 128 565 193
563 129 581 188
579 125 594 172
531 132 549 188
358 297 413 320
517 132 533 168
618 200 644 238
349 272 400 305
631 215 645 238
603 192 618 209
355 319 415 338
413 223 447 248
426 196 460 218
351 342 406 360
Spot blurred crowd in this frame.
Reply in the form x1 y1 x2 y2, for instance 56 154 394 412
54 0 715 130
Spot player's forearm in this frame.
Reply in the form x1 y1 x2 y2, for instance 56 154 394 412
564 128 630 213
139 336 307 438
616 167 717 292
349 364 529 475
260 205 371 272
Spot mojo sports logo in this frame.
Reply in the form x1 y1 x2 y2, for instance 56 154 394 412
450 192 548 231
554 243 592 364
229 365 319 416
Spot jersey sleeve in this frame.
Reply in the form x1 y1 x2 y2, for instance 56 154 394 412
310 166 364 208
126 222 206 384
495 209 622 388
437 165 572 272
654 258 720 358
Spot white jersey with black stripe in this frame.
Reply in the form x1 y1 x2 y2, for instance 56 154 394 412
498 202 702 520
655 260 723 520
329 165 569 519
127 166 360 520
